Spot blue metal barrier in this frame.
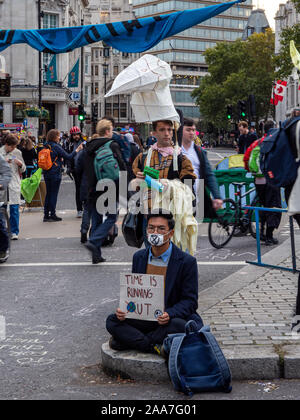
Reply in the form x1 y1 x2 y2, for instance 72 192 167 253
243 206 299 274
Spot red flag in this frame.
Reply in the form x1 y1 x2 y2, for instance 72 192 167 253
271 80 287 106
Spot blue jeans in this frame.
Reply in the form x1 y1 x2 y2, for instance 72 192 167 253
0 210 9 252
44 174 62 217
9 204 19 235
89 203 117 257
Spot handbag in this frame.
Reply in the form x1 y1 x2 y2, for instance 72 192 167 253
122 210 144 248
163 320 232 396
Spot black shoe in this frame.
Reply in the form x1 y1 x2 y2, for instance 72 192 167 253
85 242 106 264
109 337 129 351
50 215 62 222
43 216 51 222
81 232 88 244
265 237 279 246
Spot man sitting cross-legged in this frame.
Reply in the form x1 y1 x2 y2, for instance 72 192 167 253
106 209 203 356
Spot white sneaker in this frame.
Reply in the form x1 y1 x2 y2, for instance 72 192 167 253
11 233 18 240
77 211 83 218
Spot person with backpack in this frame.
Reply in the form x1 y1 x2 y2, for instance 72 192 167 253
40 129 83 222
244 120 282 245
106 210 203 355
84 119 126 264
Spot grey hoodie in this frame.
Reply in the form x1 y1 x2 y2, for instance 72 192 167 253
0 154 12 191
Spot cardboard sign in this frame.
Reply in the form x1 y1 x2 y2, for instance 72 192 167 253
119 273 164 321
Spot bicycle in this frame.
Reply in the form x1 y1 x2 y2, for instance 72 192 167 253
0 189 10 263
208 182 259 249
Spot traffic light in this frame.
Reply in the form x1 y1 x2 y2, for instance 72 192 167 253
78 104 85 122
238 100 247 119
226 105 233 120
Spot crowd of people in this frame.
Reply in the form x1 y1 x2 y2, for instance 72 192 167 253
1 112 300 355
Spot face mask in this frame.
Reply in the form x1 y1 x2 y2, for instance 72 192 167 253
147 232 170 247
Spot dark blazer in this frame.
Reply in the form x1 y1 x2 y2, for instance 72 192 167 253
132 243 203 326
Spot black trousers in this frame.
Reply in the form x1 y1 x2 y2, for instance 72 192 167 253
44 174 61 217
106 314 187 352
255 183 282 230
73 172 83 212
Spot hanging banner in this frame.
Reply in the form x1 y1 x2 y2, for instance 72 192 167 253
0 1 246 54
46 55 57 84
68 59 79 88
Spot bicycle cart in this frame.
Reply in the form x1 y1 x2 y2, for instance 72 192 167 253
207 169 258 249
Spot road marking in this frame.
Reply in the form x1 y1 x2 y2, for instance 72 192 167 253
2 261 247 268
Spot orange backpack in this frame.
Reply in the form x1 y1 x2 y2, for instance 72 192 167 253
38 146 56 171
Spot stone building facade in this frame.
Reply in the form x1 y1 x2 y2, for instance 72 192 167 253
275 0 300 123
0 0 90 137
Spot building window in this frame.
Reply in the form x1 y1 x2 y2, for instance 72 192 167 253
120 103 127 118
43 13 58 29
85 55 89 75
113 66 119 77
105 103 112 116
0 103 3 123
43 14 58 82
13 102 27 123
95 65 99 76
84 86 89 106
95 82 99 95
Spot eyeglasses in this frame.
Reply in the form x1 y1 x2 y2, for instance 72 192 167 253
147 226 168 234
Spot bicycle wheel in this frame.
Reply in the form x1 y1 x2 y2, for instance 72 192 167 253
208 199 238 249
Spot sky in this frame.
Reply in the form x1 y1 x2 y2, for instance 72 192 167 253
255 0 288 29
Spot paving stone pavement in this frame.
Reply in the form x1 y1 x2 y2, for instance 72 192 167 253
200 251 300 347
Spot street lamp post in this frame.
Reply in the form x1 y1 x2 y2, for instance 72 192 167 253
103 63 108 117
80 18 84 132
38 0 44 138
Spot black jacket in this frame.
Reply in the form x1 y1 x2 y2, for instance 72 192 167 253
75 148 88 202
84 137 126 202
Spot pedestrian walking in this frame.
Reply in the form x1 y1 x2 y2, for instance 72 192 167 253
20 137 38 178
84 119 126 264
0 154 12 262
75 139 91 244
67 126 84 218
0 134 26 240
237 121 258 154
181 118 223 216
41 129 82 222
244 120 282 245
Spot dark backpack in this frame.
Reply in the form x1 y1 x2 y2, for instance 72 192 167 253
260 118 300 188
163 320 232 396
112 132 131 163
